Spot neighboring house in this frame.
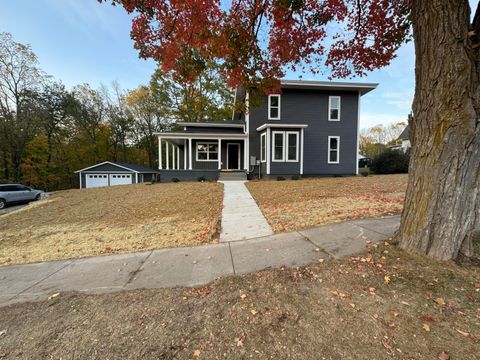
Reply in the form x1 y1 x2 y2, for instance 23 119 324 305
389 126 411 153
155 80 377 182
75 161 159 189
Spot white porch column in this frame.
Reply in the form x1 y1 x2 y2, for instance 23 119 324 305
158 137 163 170
266 128 271 175
166 141 170 170
188 138 193 170
177 146 180 169
244 139 248 170
300 128 304 175
184 139 187 170
172 143 176 169
218 139 222 170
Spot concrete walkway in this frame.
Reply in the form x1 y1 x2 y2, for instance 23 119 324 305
0 216 399 307
219 181 273 242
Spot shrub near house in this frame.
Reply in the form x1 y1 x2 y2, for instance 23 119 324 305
371 149 409 174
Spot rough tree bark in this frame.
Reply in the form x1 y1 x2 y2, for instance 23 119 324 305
396 0 480 260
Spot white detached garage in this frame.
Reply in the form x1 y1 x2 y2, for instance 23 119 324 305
75 161 159 189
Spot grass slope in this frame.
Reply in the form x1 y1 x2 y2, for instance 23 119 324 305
246 174 408 232
0 183 223 265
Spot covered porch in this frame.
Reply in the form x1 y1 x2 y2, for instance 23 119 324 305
156 132 248 182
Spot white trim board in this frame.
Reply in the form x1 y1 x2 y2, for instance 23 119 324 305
256 123 308 131
155 133 247 139
75 161 140 173
176 122 244 128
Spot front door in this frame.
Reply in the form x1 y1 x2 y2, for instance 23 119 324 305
227 143 240 170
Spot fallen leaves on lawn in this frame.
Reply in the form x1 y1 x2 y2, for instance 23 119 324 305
48 293 60 300
246 175 407 232
455 329 469 337
435 297 446 305
190 286 211 297
438 351 450 360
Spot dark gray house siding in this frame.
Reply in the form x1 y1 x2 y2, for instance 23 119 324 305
155 81 375 182
248 88 359 177
164 140 245 171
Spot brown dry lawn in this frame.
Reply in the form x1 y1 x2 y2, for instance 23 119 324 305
0 243 478 359
246 174 408 232
0 183 223 266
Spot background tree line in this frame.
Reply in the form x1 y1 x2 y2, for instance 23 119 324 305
359 121 409 174
0 33 233 191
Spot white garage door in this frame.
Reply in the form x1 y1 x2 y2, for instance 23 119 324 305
85 174 109 188
109 174 132 186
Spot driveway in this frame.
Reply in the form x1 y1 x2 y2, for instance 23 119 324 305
0 204 29 215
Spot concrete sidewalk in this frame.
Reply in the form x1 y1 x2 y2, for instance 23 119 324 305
0 216 400 307
219 181 273 242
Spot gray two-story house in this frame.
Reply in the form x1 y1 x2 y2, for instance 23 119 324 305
155 80 377 182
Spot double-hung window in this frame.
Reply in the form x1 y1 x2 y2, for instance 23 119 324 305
286 132 299 162
328 96 341 121
328 136 340 164
196 142 218 161
272 131 285 161
272 131 299 162
268 94 281 120
260 133 266 162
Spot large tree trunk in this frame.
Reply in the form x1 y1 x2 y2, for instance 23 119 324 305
396 0 480 260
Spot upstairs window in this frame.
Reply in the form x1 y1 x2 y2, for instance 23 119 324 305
268 94 281 120
328 136 340 164
260 133 266 162
328 96 341 121
196 142 218 161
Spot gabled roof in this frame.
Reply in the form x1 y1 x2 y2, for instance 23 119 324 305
398 126 409 140
75 161 158 173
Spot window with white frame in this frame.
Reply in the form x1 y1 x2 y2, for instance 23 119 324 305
196 142 218 161
286 132 299 162
260 133 266 162
328 136 340 164
271 131 299 162
272 131 285 161
328 96 341 121
268 94 281 120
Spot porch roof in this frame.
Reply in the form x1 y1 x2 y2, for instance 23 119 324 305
155 131 247 139
256 123 308 131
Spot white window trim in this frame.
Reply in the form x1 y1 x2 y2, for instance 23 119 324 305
272 131 285 162
260 132 266 163
328 136 340 164
328 96 341 121
268 94 281 120
285 131 299 162
196 141 219 162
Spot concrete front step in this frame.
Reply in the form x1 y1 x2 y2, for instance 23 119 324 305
218 171 247 181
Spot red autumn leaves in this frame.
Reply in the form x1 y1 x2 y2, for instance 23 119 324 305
101 0 412 88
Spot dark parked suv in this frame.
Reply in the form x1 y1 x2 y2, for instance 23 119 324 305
0 184 43 209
